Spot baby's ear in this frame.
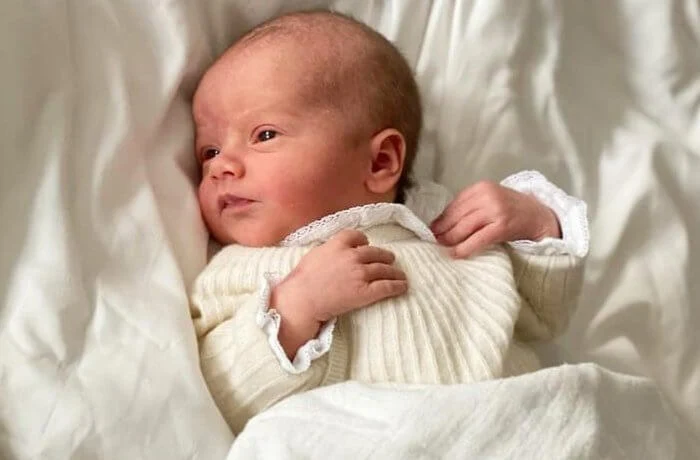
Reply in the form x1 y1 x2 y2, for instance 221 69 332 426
365 128 406 195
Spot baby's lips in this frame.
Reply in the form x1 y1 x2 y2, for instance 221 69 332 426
218 193 255 211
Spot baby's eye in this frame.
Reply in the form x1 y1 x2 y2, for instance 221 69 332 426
201 148 220 161
256 129 278 142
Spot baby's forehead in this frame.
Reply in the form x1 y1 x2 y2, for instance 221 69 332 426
194 17 371 117
241 33 342 68
235 39 349 91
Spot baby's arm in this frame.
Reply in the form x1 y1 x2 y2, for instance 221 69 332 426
507 249 584 340
192 230 406 433
194 283 337 434
406 171 588 259
429 178 561 258
190 246 334 434
406 171 589 340
271 229 407 359
501 171 588 340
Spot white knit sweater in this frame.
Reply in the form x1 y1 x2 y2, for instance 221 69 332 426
191 203 585 434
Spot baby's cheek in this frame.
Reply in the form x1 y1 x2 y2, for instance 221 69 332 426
197 187 217 225
268 177 313 207
196 187 207 210
284 169 351 211
196 187 208 211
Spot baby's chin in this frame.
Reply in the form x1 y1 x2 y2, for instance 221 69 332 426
211 225 287 248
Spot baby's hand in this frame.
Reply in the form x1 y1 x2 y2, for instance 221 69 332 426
430 181 560 259
271 229 407 358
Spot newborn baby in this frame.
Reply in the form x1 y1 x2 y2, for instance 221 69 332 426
189 10 587 433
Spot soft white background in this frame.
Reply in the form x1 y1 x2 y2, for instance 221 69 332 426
1 0 698 458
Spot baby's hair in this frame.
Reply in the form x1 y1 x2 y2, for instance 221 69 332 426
231 10 422 202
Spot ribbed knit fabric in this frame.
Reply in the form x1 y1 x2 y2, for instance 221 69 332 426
191 214 584 434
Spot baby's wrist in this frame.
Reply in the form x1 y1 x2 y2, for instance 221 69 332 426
528 194 562 240
271 279 322 358
542 207 562 239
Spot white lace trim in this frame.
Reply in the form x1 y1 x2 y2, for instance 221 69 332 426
501 170 589 258
255 272 337 374
281 203 436 247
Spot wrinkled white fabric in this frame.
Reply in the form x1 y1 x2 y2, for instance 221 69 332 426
228 364 698 459
1 0 699 458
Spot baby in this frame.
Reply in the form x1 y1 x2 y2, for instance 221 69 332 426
190 11 587 434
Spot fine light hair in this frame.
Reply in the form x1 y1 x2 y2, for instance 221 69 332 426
231 10 422 202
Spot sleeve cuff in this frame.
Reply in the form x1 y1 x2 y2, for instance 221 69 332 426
501 170 590 258
255 272 336 374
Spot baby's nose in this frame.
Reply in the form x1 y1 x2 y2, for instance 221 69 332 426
210 155 245 179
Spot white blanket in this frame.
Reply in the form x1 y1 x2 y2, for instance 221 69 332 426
229 364 697 459
1 0 699 458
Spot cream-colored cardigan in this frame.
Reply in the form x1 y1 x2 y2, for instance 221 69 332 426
190 205 584 433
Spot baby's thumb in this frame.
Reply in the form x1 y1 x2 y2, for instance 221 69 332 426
331 229 369 247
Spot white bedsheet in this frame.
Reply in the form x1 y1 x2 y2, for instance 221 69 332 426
229 364 698 459
1 0 699 459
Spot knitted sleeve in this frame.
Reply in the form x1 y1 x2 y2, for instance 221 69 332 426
190 251 348 434
506 247 585 341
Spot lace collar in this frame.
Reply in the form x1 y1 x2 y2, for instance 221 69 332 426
281 203 436 247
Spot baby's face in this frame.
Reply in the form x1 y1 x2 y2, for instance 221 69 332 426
193 41 372 246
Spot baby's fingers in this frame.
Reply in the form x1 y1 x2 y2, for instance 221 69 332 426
449 224 502 259
431 202 470 236
362 263 406 282
436 212 487 246
355 246 396 265
363 279 409 303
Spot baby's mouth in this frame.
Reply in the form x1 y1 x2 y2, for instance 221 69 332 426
218 193 255 213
